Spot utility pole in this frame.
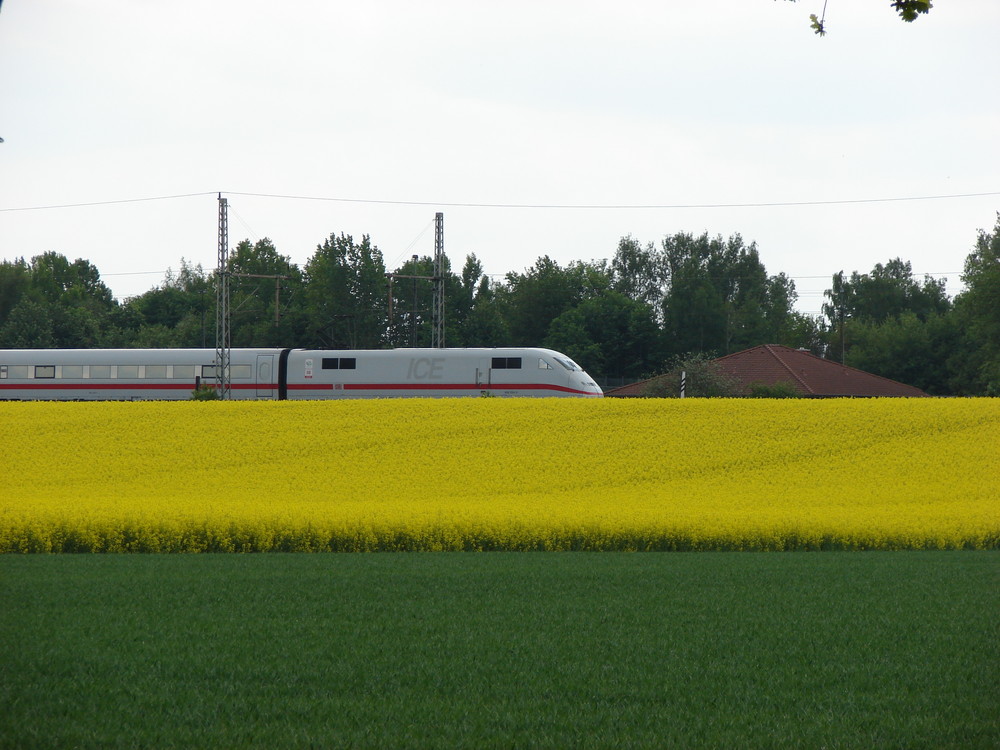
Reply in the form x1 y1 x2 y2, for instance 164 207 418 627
839 305 847 365
431 212 445 348
411 255 419 347
385 212 446 348
387 275 395 345
215 193 231 399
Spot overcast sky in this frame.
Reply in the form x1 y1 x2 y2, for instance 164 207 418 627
1 0 997 316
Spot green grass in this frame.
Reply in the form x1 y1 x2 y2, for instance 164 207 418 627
1 553 998 749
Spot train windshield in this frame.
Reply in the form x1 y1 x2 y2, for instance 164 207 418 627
553 357 580 371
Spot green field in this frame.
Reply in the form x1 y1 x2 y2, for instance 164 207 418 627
1 553 998 749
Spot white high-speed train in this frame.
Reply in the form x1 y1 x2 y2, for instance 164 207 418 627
0 347 604 400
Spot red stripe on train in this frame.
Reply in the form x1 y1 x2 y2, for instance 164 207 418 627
1 382 599 396
334 382 598 395
0 383 274 390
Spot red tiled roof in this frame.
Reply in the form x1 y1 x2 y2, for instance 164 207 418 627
605 344 928 397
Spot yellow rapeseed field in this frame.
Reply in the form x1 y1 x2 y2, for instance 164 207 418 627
1 398 997 552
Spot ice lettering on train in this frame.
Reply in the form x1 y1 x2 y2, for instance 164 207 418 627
407 357 445 379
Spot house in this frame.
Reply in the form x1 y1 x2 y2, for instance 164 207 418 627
605 344 928 398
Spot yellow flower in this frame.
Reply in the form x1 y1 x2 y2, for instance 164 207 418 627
1 398 997 552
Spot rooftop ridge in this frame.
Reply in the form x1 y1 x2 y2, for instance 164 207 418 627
606 344 927 398
770 344 926 396
762 344 814 395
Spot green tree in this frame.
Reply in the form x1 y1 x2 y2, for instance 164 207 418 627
762 272 826 354
659 232 800 357
544 292 662 382
610 235 665 313
384 254 440 348
498 257 608 347
0 299 56 348
443 254 484 346
822 258 949 327
228 239 306 347
304 233 387 349
642 352 739 398
950 214 1000 394
51 305 104 348
0 258 31 323
456 275 510 347
746 381 801 398
447 256 515 347
0 253 120 348
822 258 953 368
126 260 214 348
28 252 116 312
543 308 604 376
99 302 146 348
846 312 957 395
131 323 183 348
446 254 482 338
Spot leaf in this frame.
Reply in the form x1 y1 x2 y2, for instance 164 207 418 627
892 0 933 22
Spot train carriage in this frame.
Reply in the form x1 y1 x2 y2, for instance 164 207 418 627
0 348 603 400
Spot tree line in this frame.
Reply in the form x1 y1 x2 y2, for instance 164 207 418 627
1 214 998 395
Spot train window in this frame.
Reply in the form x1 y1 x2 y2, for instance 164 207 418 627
172 365 195 379
118 365 139 379
62 365 85 378
0 365 6 379
35 366 56 379
144 365 168 378
491 357 522 369
7 365 28 378
322 357 357 370
537 358 553 370
554 357 579 371
91 365 112 378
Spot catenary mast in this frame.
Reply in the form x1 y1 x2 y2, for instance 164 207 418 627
215 193 231 399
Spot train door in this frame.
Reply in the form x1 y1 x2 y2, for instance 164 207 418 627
256 354 275 399
475 358 492 394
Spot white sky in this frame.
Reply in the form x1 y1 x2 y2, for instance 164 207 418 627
1 0 997 316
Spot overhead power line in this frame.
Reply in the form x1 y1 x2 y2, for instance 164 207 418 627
99 270 166 277
0 192 217 212
224 190 1000 210
1 189 998 213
